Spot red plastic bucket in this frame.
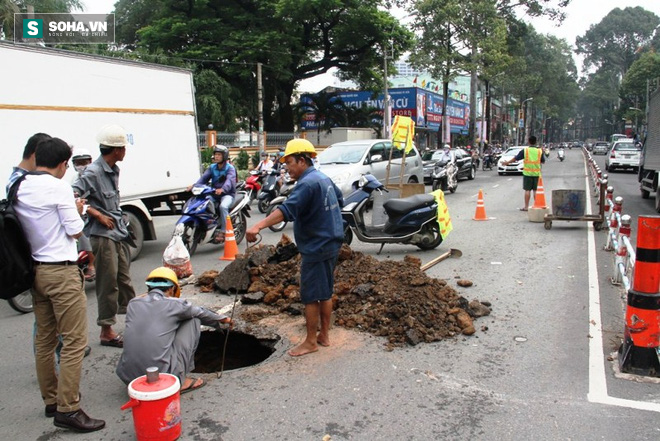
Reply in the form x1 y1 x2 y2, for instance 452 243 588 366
120 371 182 441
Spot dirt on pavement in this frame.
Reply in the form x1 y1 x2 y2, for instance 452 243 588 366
197 235 491 350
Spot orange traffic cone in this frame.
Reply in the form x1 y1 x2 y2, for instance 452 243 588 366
219 215 239 261
532 176 548 209
473 189 489 221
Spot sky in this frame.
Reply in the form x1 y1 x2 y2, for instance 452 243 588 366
83 0 660 91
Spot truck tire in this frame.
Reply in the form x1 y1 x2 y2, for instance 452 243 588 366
125 211 143 261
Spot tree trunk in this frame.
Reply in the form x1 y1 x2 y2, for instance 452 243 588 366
469 66 478 149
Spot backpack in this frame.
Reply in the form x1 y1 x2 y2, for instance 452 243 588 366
0 174 35 299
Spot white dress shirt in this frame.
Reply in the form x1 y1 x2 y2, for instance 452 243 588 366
15 173 83 262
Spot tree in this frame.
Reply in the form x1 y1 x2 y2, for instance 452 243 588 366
295 90 347 144
343 103 383 135
113 0 414 132
576 7 660 78
1 0 83 40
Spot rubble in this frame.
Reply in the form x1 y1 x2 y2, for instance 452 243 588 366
201 236 491 349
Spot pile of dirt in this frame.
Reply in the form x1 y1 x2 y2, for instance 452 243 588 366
203 236 491 349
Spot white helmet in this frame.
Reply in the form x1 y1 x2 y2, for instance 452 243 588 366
72 148 92 162
443 144 451 149
97 124 127 147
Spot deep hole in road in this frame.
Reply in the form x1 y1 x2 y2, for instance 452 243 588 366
192 330 280 373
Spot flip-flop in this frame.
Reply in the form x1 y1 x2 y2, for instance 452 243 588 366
518 207 528 211
100 335 123 348
180 377 205 395
84 269 96 281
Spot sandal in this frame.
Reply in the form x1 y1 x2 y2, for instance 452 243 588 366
100 335 123 348
518 207 528 211
180 377 206 395
84 269 96 282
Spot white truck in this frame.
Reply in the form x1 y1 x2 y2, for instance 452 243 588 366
0 42 202 258
640 82 660 212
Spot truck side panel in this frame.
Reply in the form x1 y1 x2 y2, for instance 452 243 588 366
0 43 201 201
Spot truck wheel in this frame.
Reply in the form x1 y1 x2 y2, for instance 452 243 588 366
7 290 33 314
125 212 143 261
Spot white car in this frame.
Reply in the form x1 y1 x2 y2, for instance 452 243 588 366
497 147 524 175
592 142 609 155
317 139 424 196
605 140 641 172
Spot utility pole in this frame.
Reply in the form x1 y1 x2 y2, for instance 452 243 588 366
257 62 264 154
383 49 390 139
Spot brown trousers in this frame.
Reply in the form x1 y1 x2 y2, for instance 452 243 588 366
91 236 136 326
33 265 87 413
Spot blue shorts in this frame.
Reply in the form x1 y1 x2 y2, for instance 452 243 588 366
299 256 338 304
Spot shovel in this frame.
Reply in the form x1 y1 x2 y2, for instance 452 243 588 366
420 248 462 271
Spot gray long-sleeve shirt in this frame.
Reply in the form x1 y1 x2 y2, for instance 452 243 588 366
72 156 128 242
116 290 227 384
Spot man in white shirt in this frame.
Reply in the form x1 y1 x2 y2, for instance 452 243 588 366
15 138 105 433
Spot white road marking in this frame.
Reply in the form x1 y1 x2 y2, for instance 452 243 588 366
585 166 660 412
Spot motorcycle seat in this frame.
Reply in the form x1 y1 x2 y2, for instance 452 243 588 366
383 193 436 216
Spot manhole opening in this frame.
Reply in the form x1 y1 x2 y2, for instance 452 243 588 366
192 330 279 373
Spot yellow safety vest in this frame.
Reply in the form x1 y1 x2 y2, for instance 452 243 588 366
523 148 542 176
431 189 453 239
391 115 415 154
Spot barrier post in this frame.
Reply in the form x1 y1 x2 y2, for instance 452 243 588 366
618 215 660 377
612 215 632 285
603 186 614 216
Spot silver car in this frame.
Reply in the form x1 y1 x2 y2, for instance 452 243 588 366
317 139 424 196
605 140 641 172
593 142 609 155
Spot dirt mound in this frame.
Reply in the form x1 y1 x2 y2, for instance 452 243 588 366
207 236 491 349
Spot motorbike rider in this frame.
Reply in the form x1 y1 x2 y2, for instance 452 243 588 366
187 145 236 241
254 151 274 173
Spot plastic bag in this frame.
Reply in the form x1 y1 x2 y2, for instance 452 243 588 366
163 235 193 278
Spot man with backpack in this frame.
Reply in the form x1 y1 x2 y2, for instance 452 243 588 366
14 138 105 433
6 133 51 195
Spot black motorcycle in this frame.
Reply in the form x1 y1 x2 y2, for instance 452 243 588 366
257 168 280 213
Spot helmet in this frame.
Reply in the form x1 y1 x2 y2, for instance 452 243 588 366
72 148 92 162
443 144 451 149
145 267 180 298
280 139 316 163
213 144 229 162
96 124 127 147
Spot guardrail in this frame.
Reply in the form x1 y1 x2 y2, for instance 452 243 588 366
583 148 637 292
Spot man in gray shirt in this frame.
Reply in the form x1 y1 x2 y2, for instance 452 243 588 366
72 124 135 348
116 267 231 393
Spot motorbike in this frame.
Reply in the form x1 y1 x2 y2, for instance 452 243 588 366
242 170 263 203
557 148 565 162
342 174 443 252
431 158 458 193
7 249 92 314
266 174 296 232
257 168 280 213
174 185 251 255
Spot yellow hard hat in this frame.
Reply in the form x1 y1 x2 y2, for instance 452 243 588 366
145 267 180 298
280 138 317 163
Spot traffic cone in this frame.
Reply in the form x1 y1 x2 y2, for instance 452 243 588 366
618 215 660 376
532 176 548 209
219 215 239 261
473 189 488 221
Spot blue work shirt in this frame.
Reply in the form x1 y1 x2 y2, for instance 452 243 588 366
278 167 344 262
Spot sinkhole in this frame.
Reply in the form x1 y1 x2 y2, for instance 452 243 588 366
192 330 280 373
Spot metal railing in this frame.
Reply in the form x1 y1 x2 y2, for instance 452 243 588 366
197 132 296 148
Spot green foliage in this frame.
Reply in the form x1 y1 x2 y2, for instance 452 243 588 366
251 151 260 169
576 7 660 77
233 150 250 171
621 52 660 102
113 0 414 132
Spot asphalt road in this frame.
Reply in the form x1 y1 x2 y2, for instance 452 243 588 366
1 147 659 440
